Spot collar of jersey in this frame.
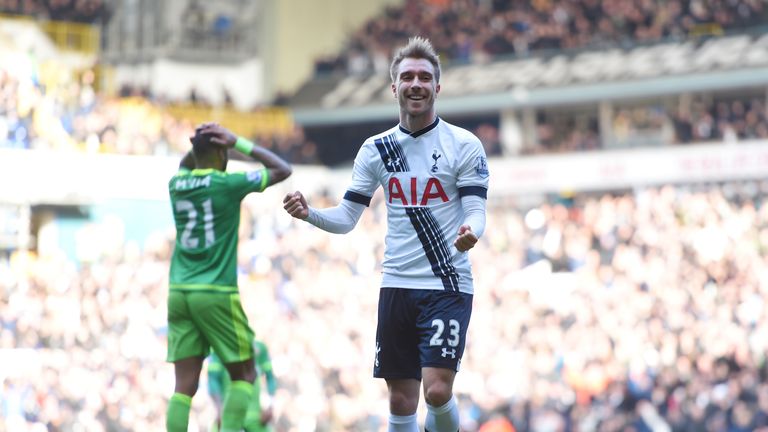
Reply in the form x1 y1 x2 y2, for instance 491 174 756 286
399 117 440 138
189 168 220 175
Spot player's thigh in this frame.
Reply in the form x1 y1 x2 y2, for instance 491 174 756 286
416 290 473 371
188 292 255 363
374 288 421 380
167 290 210 362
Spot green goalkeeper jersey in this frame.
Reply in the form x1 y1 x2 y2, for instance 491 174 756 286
168 168 268 293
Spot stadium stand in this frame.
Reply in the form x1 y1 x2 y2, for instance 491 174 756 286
288 0 768 164
1 1 767 163
3 181 768 430
0 13 317 163
0 0 109 24
309 0 768 76
2 1 768 431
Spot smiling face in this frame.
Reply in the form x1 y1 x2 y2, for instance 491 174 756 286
392 57 441 127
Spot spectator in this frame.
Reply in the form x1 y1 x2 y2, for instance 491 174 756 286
313 0 767 75
3 180 768 430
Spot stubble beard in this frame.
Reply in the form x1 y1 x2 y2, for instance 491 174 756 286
401 95 434 119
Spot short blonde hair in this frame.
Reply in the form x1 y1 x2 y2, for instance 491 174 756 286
389 36 441 84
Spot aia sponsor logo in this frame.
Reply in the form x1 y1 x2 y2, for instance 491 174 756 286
387 177 448 206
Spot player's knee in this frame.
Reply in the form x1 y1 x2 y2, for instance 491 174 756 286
423 381 452 407
228 366 256 383
389 391 418 415
225 359 257 383
242 367 257 383
175 379 200 397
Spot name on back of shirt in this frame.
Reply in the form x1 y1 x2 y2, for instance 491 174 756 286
174 176 211 190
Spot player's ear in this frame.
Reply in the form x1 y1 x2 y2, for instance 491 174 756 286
391 83 397 98
435 83 441 95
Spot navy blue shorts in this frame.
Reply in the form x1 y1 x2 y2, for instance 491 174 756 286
373 287 473 380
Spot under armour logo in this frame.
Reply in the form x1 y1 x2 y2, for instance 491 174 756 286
386 156 402 170
431 150 441 172
441 348 456 359
375 342 381 367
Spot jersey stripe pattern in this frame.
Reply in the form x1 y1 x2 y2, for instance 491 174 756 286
405 207 461 291
346 118 489 294
375 134 410 172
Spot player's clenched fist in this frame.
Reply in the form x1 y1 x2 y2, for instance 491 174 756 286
283 191 309 220
454 224 478 252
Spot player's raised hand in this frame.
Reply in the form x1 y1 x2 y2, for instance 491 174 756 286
189 122 217 146
283 191 309 220
195 122 218 133
197 123 237 148
454 224 478 252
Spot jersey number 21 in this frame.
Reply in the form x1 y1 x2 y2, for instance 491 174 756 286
175 198 215 249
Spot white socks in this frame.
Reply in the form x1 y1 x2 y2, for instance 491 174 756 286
389 396 460 432
388 413 419 432
425 396 460 432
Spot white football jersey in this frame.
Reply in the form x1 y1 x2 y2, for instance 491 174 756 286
344 117 489 294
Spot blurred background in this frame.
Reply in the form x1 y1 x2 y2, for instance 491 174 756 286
1 0 768 431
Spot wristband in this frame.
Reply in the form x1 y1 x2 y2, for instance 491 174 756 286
234 137 255 154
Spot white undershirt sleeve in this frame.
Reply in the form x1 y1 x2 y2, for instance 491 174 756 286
461 195 486 238
304 199 366 234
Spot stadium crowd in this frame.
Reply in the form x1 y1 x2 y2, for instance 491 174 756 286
3 59 767 162
314 0 768 75
0 67 323 164
0 0 765 162
529 93 768 154
0 3 767 162
2 180 768 431
1 2 768 431
0 0 108 24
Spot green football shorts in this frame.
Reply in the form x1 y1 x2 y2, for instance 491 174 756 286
167 291 255 363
